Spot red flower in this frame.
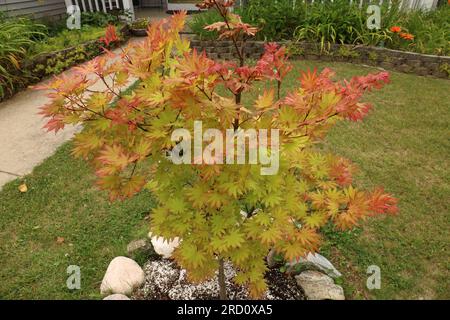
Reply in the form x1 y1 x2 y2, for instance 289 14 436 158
390 26 401 33
399 32 414 41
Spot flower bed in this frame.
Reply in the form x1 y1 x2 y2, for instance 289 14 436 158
189 1 450 56
0 11 126 103
0 28 128 103
189 38 450 79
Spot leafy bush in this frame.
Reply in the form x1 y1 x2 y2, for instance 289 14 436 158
131 18 151 29
0 11 122 101
29 11 123 57
235 0 308 41
28 26 108 57
0 14 45 98
38 3 398 298
188 9 223 39
81 11 119 27
33 26 120 77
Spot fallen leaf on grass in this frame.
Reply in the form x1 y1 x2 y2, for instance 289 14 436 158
18 183 28 193
56 237 65 244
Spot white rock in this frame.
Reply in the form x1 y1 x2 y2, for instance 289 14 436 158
147 232 180 259
287 252 342 278
100 256 145 296
103 294 130 300
295 271 345 300
240 210 248 219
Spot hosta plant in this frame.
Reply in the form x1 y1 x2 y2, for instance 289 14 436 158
38 0 397 299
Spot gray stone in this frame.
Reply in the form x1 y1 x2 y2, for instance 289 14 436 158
397 64 413 73
103 293 130 300
415 66 430 76
100 256 145 296
295 271 345 300
380 62 394 70
287 252 342 278
126 239 149 255
266 248 277 268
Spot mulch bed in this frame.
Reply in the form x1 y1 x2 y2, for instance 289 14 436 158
132 257 305 300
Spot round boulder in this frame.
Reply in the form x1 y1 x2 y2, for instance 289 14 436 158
100 256 145 296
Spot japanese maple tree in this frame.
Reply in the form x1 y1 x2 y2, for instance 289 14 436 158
38 0 397 299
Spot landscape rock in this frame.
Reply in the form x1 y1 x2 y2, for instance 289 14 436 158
148 232 180 259
103 293 131 300
266 248 284 268
100 256 145 296
126 239 149 255
295 271 345 300
286 252 342 278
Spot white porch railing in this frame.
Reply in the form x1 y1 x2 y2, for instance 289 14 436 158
64 0 135 21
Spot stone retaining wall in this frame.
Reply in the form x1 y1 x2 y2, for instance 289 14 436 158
189 39 450 79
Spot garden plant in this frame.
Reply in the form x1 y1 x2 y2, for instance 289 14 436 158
38 0 398 299
0 11 123 100
189 0 450 55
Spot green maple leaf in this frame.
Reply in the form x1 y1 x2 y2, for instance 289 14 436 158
262 191 282 207
303 212 328 228
210 214 228 236
167 197 186 213
230 246 252 265
180 243 206 268
223 230 245 250
259 227 282 245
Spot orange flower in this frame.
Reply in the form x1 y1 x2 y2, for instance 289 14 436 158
390 26 401 33
399 32 414 41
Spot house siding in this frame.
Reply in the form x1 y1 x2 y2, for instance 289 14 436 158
0 0 67 19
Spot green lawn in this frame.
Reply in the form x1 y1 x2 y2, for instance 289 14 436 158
0 60 448 299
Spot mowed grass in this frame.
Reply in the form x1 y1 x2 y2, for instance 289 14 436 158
0 60 449 299
0 144 154 299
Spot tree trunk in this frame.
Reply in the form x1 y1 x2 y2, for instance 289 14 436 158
218 258 228 300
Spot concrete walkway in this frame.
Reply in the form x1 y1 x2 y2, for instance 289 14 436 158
0 38 145 190
0 78 80 189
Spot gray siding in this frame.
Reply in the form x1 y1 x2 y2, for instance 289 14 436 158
0 0 67 19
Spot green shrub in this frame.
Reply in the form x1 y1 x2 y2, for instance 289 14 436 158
238 0 307 41
131 18 150 29
0 10 122 100
188 9 223 39
81 11 118 27
28 26 108 57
